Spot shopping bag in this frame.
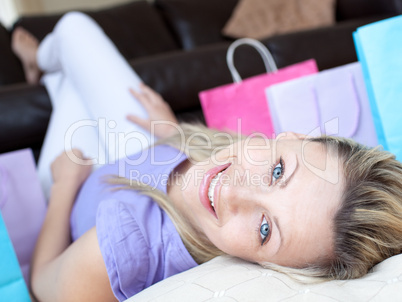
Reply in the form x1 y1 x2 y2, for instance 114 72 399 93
0 149 47 287
0 211 31 301
199 38 318 137
353 15 402 160
266 62 378 147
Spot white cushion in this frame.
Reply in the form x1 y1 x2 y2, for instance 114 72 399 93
126 254 402 301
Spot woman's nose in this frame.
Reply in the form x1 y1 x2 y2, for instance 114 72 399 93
219 177 256 215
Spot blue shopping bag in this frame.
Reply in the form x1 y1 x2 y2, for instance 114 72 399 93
0 211 31 302
353 15 402 161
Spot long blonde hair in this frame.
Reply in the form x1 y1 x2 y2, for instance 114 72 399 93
111 124 402 280
312 136 402 279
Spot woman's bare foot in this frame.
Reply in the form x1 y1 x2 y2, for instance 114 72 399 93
11 27 42 85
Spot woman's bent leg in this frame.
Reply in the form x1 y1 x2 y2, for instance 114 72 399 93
38 12 152 157
37 12 153 198
37 74 102 198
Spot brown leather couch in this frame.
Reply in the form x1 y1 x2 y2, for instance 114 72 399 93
0 0 400 161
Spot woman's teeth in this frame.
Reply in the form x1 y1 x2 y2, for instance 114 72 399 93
208 172 223 210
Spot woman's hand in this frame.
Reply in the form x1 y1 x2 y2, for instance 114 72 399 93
127 84 179 139
51 149 93 192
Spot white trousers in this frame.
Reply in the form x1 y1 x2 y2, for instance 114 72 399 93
37 12 153 198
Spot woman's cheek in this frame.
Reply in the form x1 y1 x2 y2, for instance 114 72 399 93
216 226 246 256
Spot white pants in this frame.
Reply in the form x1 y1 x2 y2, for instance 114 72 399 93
37 12 153 199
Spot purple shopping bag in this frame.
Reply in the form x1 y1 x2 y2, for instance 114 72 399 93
265 62 378 147
0 148 47 287
199 38 318 137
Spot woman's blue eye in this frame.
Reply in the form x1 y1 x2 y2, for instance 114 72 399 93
260 216 270 246
271 158 284 184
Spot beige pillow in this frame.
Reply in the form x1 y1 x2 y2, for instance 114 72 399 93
127 254 402 301
223 0 336 40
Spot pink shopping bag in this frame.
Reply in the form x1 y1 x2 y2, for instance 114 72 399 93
199 38 318 137
0 148 47 287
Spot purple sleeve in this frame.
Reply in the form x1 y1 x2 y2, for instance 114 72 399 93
96 199 149 301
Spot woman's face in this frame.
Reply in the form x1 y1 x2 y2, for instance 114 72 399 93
171 132 343 267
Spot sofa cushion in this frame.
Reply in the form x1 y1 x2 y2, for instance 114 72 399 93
130 41 269 115
0 24 25 85
0 84 51 161
13 1 179 61
222 0 336 40
127 254 402 301
336 0 402 21
155 0 238 50
90 1 179 59
262 14 395 71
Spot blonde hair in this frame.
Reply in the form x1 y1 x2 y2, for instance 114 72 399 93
265 136 402 282
312 136 402 279
111 125 402 280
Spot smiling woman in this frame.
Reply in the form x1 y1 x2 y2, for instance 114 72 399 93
124 125 402 281
12 11 402 302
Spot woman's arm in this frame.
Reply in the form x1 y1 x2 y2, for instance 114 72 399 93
31 150 117 302
32 227 116 302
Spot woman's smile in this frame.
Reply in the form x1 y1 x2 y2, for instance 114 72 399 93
199 163 231 219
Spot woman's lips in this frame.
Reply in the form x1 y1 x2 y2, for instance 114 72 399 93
199 163 231 219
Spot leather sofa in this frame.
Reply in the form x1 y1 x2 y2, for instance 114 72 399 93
0 0 400 161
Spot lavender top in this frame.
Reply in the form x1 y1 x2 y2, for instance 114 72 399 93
70 145 197 301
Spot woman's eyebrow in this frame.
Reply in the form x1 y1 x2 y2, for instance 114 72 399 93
282 155 299 187
274 216 283 250
275 156 299 252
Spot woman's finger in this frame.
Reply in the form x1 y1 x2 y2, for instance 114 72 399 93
129 87 154 109
139 84 163 102
127 114 150 132
70 148 85 160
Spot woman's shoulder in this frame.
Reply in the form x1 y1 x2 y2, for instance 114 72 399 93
96 197 197 299
71 143 187 236
89 143 187 179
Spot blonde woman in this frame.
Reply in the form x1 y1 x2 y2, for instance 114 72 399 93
12 12 402 302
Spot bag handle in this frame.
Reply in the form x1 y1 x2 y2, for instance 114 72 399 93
310 86 322 128
227 38 278 83
346 73 361 137
0 166 8 209
311 72 361 137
